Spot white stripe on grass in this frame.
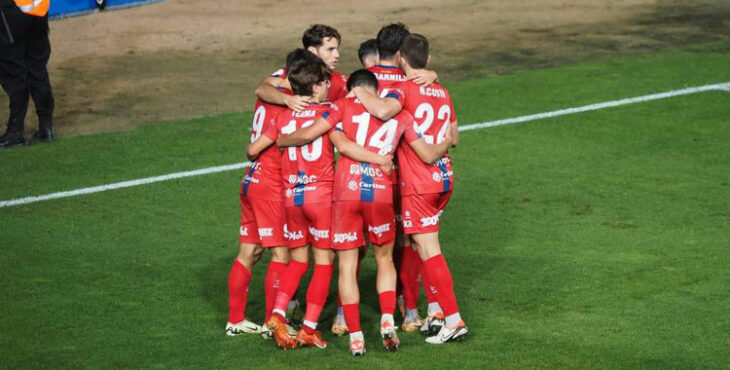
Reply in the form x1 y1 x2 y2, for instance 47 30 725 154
1 82 728 209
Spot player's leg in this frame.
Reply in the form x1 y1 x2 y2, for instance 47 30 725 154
412 234 444 335
226 195 264 336
267 207 309 350
264 247 289 323
332 201 367 355
366 202 399 351
405 192 467 344
399 234 426 331
338 248 364 356
296 203 335 348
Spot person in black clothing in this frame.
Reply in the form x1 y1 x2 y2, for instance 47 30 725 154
0 0 55 148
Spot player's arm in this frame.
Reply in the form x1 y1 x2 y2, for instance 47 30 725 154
410 69 439 86
450 121 459 147
408 131 453 165
351 86 402 121
254 75 310 112
330 130 393 174
276 118 331 147
246 135 275 161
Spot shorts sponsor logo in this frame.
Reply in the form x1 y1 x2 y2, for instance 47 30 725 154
284 224 304 241
404 211 411 218
258 228 273 237
240 226 248 236
420 211 444 227
402 220 413 228
432 172 442 183
348 180 358 191
289 174 317 185
349 164 384 178
309 227 330 241
334 231 358 244
368 223 391 237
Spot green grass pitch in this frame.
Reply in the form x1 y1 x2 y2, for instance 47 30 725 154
1 41 729 369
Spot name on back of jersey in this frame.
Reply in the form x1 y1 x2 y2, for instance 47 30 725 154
419 86 446 98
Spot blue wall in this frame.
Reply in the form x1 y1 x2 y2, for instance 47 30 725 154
49 0 164 19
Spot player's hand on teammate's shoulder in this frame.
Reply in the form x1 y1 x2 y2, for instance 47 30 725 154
284 95 311 112
409 69 439 86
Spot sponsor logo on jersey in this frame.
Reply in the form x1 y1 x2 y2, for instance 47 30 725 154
435 157 451 166
289 174 317 185
334 231 358 243
240 226 248 236
294 186 317 194
419 86 446 98
432 172 442 183
349 164 384 178
293 110 316 118
284 224 304 241
309 227 330 241
258 228 273 237
368 223 391 237
348 180 358 191
285 188 293 198
420 211 444 227
244 174 260 184
360 182 386 190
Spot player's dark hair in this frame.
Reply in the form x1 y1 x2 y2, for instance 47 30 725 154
399 33 429 69
286 48 320 74
302 24 341 48
357 39 379 64
376 23 410 60
346 69 379 92
289 59 332 96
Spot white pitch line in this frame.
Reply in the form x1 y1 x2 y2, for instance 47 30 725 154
1 81 728 209
459 82 730 131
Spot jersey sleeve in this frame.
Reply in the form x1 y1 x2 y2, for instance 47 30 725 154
321 101 343 129
270 67 286 79
262 112 281 141
383 86 405 106
401 112 422 143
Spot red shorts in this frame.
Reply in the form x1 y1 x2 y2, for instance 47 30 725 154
332 201 396 250
400 191 452 235
285 203 332 249
239 196 287 247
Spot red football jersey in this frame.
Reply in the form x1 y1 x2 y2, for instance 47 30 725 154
328 97 420 203
241 89 292 201
398 80 457 195
263 102 337 207
367 65 407 97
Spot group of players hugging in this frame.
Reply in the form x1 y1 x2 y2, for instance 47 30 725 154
226 22 467 356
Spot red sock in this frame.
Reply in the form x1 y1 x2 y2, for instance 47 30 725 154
304 264 334 325
227 259 252 324
264 261 287 322
423 254 460 316
399 247 421 310
421 260 438 304
343 303 361 333
272 260 308 315
378 290 396 316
